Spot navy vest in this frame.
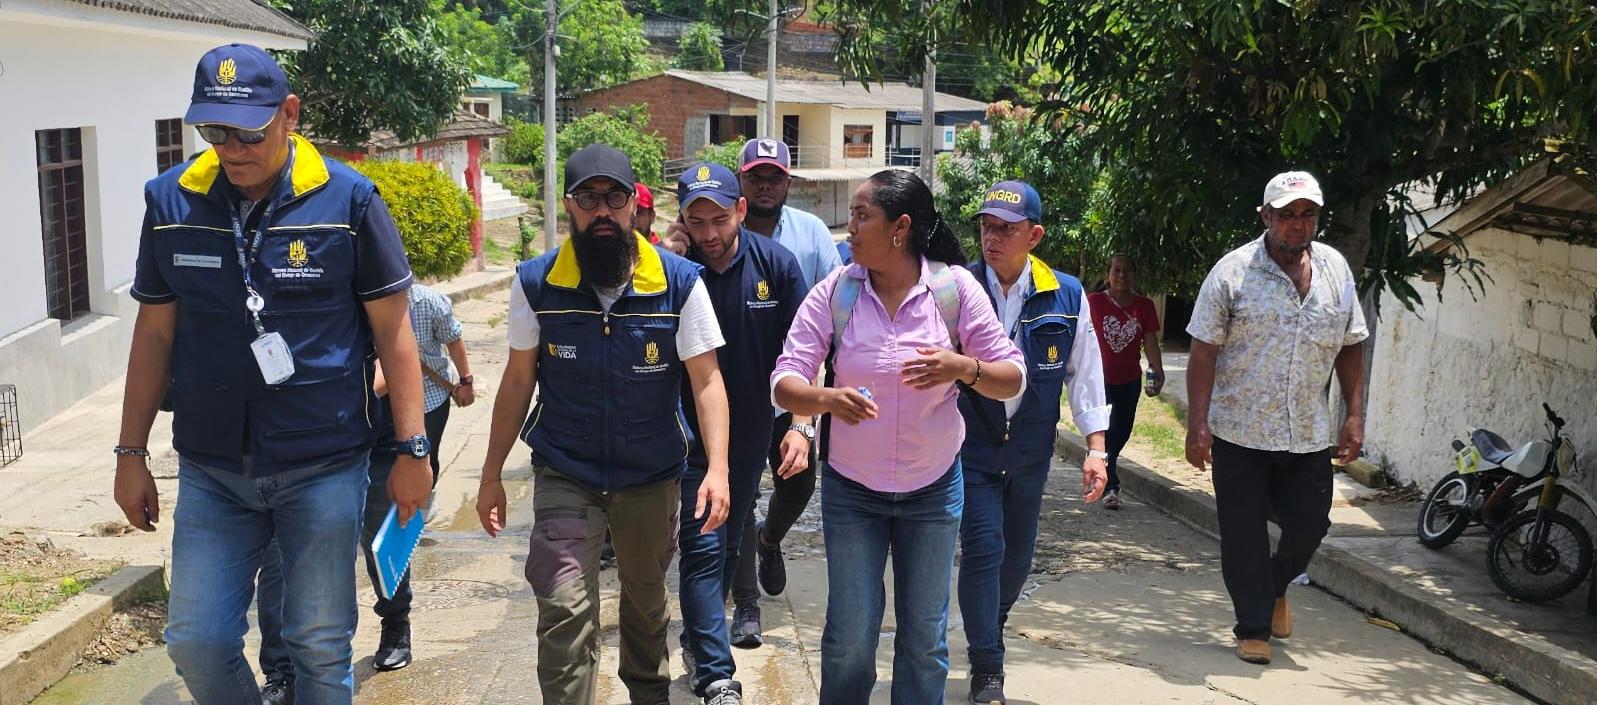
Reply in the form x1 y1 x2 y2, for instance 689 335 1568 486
958 256 1083 474
517 236 702 491
142 136 382 474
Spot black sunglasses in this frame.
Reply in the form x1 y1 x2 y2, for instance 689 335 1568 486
196 123 271 146
568 189 631 211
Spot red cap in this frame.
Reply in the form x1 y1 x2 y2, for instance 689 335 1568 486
634 182 654 209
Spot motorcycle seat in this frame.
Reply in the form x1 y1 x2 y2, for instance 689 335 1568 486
1472 429 1515 465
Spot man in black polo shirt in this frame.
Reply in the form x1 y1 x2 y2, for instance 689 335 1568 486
674 163 807 704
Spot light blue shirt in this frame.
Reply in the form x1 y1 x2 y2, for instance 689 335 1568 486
772 205 843 291
408 284 464 413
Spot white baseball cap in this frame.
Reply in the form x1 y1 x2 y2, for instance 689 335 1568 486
1260 171 1324 210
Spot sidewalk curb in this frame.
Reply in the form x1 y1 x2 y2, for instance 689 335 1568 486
1055 426 1597 705
437 267 516 305
0 564 165 705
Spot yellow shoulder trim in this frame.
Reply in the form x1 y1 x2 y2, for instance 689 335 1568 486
1029 254 1060 293
547 233 666 295
175 134 328 198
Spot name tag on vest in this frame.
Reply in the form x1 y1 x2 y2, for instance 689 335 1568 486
173 254 223 269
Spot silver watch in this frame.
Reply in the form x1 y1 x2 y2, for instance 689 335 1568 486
1088 449 1109 460
788 422 816 440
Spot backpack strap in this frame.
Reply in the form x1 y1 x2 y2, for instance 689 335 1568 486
830 273 864 354
926 260 962 353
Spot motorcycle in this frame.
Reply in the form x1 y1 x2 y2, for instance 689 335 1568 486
1486 405 1595 603
1417 420 1541 548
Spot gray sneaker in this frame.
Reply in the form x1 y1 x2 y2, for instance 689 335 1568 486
729 602 762 648
970 671 1005 704
703 679 743 705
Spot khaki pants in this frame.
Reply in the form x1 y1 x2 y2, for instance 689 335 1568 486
525 466 680 705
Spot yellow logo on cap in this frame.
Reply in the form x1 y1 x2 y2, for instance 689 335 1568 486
756 280 770 301
644 341 661 365
1047 344 1059 363
985 189 1023 204
287 240 309 268
217 58 238 86
696 165 711 181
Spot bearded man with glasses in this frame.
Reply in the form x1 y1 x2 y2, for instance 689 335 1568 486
117 44 429 705
476 144 734 704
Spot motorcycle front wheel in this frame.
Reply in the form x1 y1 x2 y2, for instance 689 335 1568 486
1418 471 1476 549
1487 509 1594 603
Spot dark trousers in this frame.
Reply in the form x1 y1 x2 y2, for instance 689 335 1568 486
1210 436 1333 641
258 402 450 679
677 459 764 694
1103 381 1142 492
956 461 1049 674
730 412 817 605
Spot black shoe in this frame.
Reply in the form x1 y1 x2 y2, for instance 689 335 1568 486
261 675 294 705
703 679 743 705
970 671 1006 704
372 619 412 672
600 533 617 569
755 521 787 596
729 602 762 649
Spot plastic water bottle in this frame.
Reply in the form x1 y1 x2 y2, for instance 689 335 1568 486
856 386 874 401
1144 369 1159 397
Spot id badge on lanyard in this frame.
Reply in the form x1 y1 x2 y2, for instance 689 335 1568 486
233 166 296 385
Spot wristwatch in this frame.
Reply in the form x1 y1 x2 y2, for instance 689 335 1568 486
788 422 816 440
458 374 474 386
1088 449 1110 460
392 434 431 459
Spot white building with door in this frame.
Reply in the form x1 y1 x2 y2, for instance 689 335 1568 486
1365 157 1597 494
0 0 311 435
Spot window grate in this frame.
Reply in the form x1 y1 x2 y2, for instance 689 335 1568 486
0 385 21 467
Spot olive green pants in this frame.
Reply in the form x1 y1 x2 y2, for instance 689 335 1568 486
525 466 680 705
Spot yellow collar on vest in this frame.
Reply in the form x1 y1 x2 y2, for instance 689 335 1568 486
178 134 329 200
546 233 667 295
1028 254 1060 293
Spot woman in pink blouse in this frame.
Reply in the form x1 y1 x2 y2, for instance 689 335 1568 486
771 170 1025 704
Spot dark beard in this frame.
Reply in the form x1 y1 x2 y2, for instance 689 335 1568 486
569 216 636 289
747 197 785 219
1264 231 1311 256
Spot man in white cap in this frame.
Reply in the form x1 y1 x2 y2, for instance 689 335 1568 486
1183 171 1369 666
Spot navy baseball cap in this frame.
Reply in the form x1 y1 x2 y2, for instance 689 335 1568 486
184 44 289 130
677 163 740 208
565 144 637 194
739 138 791 173
976 180 1043 223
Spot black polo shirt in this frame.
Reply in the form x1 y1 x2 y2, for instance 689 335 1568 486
682 227 806 469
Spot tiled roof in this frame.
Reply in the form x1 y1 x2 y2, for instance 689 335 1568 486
314 110 511 152
62 0 313 41
653 70 987 113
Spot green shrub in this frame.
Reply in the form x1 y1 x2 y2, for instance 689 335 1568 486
485 162 539 200
674 22 724 71
502 117 545 171
351 160 476 280
694 140 743 170
556 105 666 187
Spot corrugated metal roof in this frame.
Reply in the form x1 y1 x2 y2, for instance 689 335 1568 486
60 0 312 40
311 110 511 152
663 70 987 112
470 74 519 93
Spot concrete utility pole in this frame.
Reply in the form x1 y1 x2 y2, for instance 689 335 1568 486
765 0 778 139
543 0 558 251
920 44 936 186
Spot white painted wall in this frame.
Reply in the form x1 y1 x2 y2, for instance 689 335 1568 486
0 6 303 434
1365 228 1597 496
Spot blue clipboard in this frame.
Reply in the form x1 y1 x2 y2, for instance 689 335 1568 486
370 505 424 600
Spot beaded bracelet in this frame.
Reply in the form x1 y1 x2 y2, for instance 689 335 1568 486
968 358 982 386
113 446 150 458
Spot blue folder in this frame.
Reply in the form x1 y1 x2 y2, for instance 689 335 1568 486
370 505 424 600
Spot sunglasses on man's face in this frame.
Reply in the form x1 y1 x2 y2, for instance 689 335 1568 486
568 189 632 211
196 123 271 146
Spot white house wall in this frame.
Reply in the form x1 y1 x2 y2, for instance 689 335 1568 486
0 11 298 434
1365 227 1597 495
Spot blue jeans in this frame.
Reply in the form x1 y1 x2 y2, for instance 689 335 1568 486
676 457 764 694
165 455 369 705
819 461 963 705
257 453 411 679
956 462 1049 674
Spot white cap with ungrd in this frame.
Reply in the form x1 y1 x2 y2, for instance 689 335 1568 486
1260 171 1324 211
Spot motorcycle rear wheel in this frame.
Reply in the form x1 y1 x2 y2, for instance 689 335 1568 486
1418 471 1476 549
1487 509 1594 603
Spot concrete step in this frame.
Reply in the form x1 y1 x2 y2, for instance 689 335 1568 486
482 198 527 221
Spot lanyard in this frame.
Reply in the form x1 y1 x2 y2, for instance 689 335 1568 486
230 152 292 336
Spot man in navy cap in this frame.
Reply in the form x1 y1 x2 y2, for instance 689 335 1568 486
476 144 733 704
114 44 432 705
957 180 1110 704
671 163 806 704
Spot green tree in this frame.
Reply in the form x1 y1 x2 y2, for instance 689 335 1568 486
349 160 477 279
557 105 668 188
693 140 744 169
501 117 545 170
829 0 1597 307
270 0 472 147
434 0 527 84
499 0 653 96
675 22 725 71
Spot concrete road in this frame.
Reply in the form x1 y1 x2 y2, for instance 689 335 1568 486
32 289 1530 704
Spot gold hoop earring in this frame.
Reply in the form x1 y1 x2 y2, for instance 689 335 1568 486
892 236 902 248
